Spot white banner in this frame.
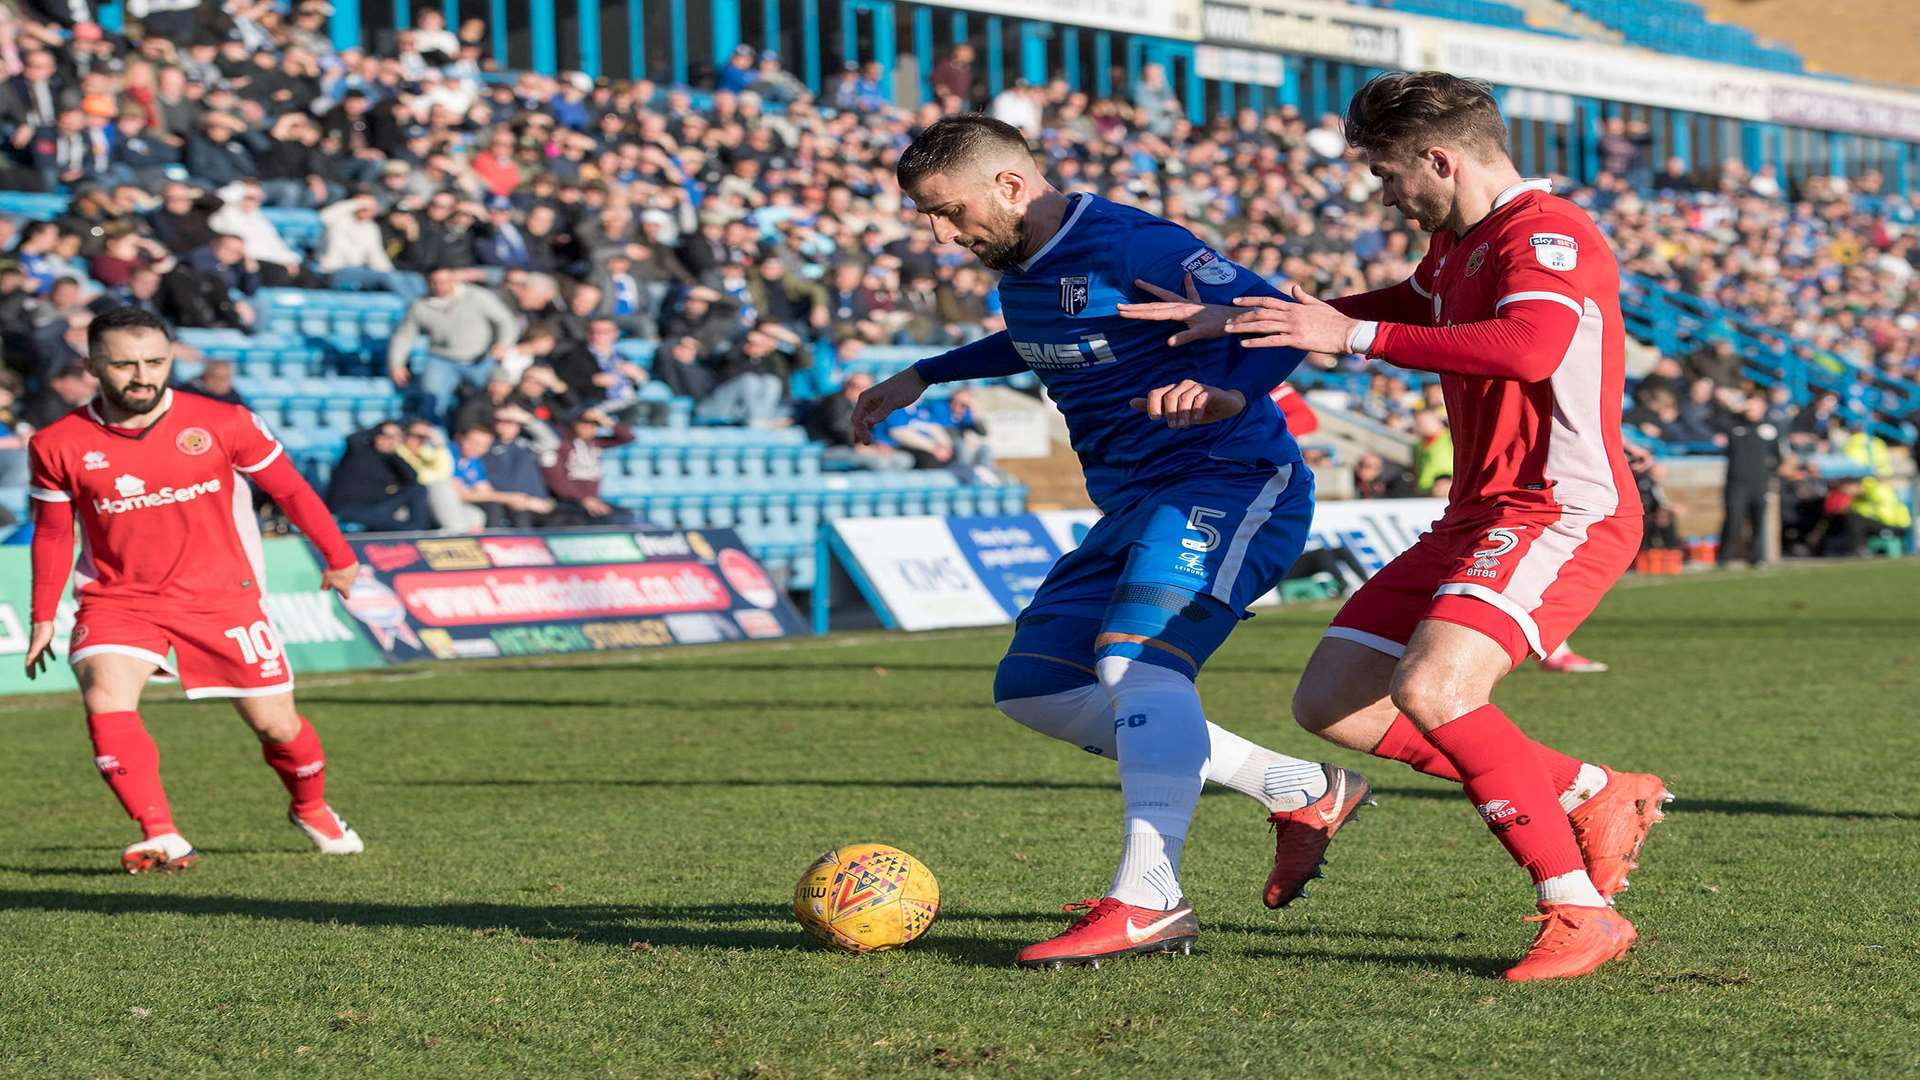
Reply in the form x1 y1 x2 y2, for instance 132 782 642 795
1193 0 1920 137
831 516 1012 632
916 0 1197 40
828 500 1448 632
1195 44 1288 88
1416 29 1772 121
1201 0 1407 67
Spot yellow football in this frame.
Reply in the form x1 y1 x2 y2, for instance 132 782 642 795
792 843 940 953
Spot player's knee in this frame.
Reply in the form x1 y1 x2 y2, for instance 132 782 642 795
1388 663 1470 731
80 687 130 716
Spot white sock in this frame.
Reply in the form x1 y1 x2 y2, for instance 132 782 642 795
1212 726 1329 813
1098 656 1208 911
1000 687 1326 809
1557 762 1609 814
1536 868 1607 908
1109 828 1185 910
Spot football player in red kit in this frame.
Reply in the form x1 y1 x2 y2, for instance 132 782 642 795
1120 72 1667 980
26 306 367 873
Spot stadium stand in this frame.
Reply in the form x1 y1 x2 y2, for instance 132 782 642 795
0 0 1911 577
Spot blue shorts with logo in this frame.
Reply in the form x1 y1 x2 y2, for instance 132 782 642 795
1012 462 1312 673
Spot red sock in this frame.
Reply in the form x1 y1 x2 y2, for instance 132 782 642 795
1371 713 1462 780
1371 713 1586 793
261 716 327 814
87 711 176 839
1424 704 1585 883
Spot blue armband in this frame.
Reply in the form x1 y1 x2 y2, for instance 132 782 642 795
912 331 1028 384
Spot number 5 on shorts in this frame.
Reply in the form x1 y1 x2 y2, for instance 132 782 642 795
1183 506 1226 553
223 620 284 665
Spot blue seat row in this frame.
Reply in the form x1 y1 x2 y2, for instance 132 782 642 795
609 443 822 481
614 481 1028 532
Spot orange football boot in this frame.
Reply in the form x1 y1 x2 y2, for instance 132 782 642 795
1567 767 1672 898
1503 903 1637 981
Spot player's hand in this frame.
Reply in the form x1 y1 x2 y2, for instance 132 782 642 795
1129 380 1246 430
1227 285 1360 354
24 621 56 680
1115 275 1236 347
321 563 361 599
389 365 411 388
851 368 928 446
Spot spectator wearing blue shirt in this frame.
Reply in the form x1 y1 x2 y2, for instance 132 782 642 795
451 424 554 528
484 407 559 528
717 46 759 93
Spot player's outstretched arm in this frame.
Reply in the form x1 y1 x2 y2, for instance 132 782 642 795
1115 274 1238 347
1129 380 1246 430
851 368 928 446
1223 286 1362 354
247 454 360 595
856 332 1026 445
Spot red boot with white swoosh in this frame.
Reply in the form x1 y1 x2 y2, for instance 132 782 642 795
1015 897 1198 970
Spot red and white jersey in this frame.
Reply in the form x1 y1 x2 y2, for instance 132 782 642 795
29 389 283 610
1380 179 1639 524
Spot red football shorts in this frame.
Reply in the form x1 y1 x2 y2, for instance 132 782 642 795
69 598 295 699
1326 511 1641 667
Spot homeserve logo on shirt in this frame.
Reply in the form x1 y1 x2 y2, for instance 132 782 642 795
93 473 223 514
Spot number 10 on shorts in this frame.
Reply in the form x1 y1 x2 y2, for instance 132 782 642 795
224 620 285 673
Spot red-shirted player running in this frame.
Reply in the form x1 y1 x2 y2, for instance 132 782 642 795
26 307 367 873
1120 72 1668 980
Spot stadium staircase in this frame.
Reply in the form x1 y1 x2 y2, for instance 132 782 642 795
1619 272 1920 452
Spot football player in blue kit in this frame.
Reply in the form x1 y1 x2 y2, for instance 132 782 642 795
853 115 1372 969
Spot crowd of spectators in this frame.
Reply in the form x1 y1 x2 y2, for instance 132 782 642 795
0 6 1910 543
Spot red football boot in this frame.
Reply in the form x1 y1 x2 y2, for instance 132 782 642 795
1015 897 1198 970
1568 767 1672 898
1503 903 1637 981
1264 765 1373 908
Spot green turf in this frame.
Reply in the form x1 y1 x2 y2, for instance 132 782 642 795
2 560 1917 1078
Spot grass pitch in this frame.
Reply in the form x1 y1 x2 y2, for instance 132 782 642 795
2 560 1917 1078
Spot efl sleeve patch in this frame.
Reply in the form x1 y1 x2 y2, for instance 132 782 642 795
1180 247 1238 286
1529 233 1579 271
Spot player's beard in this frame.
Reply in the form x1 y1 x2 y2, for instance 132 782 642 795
102 381 164 415
966 203 1033 271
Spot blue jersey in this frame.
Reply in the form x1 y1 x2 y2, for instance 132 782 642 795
990 195 1306 511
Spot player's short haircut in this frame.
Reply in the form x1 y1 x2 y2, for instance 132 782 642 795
1343 71 1509 162
895 114 1033 191
87 305 173 359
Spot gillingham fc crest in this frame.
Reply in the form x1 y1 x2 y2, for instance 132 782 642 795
176 427 213 456
1059 275 1090 316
